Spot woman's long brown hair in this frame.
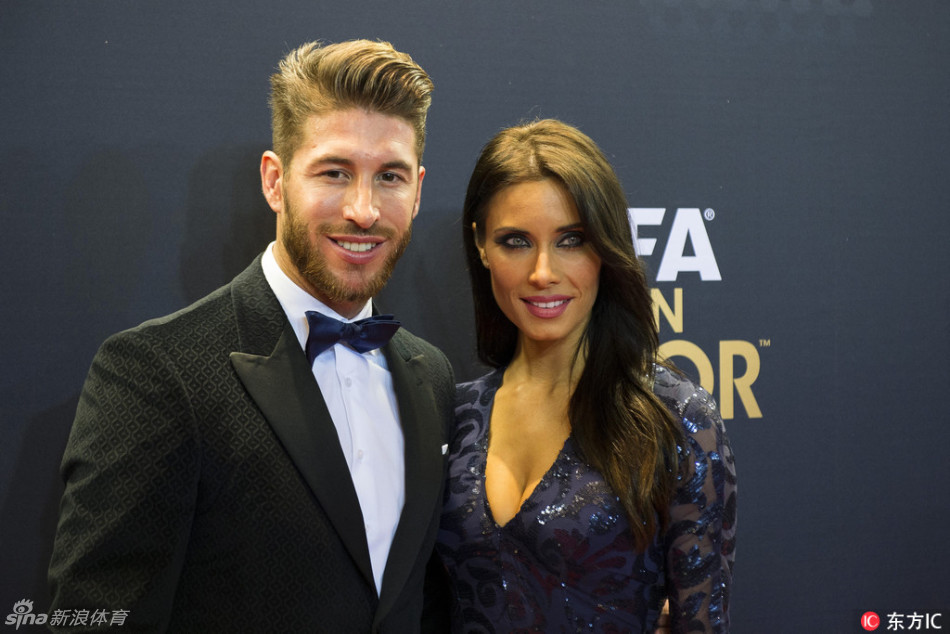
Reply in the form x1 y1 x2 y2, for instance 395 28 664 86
463 119 683 550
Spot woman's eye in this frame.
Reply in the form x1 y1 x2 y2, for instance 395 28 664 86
559 232 585 248
498 234 530 249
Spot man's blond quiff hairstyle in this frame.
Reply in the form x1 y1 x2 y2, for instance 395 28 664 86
269 39 434 166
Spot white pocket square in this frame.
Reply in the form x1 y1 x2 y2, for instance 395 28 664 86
441 443 449 455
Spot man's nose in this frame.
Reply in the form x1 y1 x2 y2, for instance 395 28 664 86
343 180 380 228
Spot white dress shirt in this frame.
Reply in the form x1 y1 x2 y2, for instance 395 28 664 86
261 242 405 595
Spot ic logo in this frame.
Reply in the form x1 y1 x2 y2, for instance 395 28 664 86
861 611 881 631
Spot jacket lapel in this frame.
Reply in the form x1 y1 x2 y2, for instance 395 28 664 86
227 258 375 589
376 330 446 617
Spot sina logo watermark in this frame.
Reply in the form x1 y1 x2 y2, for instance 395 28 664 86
4 600 129 628
5 600 47 629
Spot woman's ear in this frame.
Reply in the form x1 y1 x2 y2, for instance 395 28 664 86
473 222 490 268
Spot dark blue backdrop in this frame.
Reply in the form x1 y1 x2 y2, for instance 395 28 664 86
2 1 948 631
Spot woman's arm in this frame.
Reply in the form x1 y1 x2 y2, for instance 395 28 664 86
664 384 738 633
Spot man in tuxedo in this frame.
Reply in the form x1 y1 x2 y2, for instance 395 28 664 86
48 39 454 632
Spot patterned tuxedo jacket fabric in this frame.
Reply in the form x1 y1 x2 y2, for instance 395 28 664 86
48 256 455 633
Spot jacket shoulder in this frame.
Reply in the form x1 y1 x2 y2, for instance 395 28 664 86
103 256 280 356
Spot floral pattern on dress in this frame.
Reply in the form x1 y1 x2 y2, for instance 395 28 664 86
436 365 737 633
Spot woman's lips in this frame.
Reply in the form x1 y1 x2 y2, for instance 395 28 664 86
521 295 571 318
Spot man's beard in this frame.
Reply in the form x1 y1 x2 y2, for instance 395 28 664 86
281 198 413 306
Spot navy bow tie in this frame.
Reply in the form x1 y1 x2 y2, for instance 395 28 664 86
305 311 401 364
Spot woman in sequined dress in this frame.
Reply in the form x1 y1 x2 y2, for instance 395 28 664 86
435 119 737 633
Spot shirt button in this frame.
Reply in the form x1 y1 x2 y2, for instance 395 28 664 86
357 449 364 460
344 377 353 387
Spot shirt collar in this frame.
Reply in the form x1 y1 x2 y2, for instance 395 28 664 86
261 242 374 353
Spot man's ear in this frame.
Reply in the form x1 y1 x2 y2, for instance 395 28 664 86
411 165 426 220
260 151 284 214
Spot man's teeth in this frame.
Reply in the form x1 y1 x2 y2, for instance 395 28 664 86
338 240 376 253
531 299 567 309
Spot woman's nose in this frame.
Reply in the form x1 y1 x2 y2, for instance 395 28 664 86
528 250 559 287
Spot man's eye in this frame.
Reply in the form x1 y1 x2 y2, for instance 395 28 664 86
379 172 403 183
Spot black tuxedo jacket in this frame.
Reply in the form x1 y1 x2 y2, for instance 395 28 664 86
48 257 454 633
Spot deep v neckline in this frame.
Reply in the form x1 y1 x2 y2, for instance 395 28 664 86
481 372 572 529
482 436 571 529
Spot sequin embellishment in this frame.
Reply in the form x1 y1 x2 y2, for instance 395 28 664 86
436 366 737 633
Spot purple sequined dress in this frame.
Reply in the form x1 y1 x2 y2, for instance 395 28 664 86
436 366 737 633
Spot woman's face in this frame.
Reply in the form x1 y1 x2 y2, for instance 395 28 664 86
476 178 602 350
